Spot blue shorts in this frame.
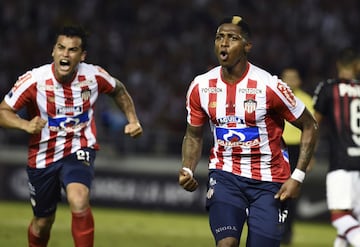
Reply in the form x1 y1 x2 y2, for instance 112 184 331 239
27 148 96 217
206 170 287 243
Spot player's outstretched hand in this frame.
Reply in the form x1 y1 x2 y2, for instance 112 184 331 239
26 116 47 134
124 122 143 138
274 178 302 201
178 167 198 192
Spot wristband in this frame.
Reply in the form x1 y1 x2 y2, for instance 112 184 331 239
291 168 306 183
182 167 193 178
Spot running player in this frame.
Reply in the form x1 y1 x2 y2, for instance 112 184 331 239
178 16 318 247
313 48 360 247
0 25 142 247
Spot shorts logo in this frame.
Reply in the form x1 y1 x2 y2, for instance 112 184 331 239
30 197 36 207
215 225 238 234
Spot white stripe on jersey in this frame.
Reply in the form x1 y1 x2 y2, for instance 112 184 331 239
186 63 305 182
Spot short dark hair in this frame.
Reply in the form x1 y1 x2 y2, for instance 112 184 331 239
56 25 89 51
219 16 251 39
337 48 358 66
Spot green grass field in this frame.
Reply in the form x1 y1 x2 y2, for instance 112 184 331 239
0 200 335 246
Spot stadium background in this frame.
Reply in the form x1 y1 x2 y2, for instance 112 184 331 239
0 0 359 222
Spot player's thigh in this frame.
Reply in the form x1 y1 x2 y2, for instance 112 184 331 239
61 148 96 189
327 170 354 210
27 164 62 217
208 202 247 244
247 186 286 241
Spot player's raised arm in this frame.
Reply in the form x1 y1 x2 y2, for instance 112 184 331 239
110 79 143 138
0 100 46 134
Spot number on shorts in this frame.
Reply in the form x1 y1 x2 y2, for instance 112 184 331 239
76 150 90 162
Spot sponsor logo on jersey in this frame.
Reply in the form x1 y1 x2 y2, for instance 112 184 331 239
48 112 89 133
244 99 257 113
339 83 360 97
13 73 32 92
238 88 262 94
56 106 83 115
277 82 296 107
201 87 223 93
215 127 260 147
38 84 62 91
208 101 217 108
76 80 94 87
217 116 245 125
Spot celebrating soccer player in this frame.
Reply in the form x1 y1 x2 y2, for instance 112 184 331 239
0 25 142 247
178 16 318 247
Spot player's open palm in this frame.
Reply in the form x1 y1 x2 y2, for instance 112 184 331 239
27 116 47 134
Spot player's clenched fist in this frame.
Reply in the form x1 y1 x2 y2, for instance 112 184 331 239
26 116 47 134
124 122 143 138
178 167 198 192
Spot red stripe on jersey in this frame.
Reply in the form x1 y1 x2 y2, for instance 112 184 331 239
79 75 91 148
45 79 57 166
264 86 290 181
333 86 341 131
207 79 225 170
246 79 261 179
26 83 41 168
208 79 218 124
95 75 116 94
225 83 241 173
188 84 207 126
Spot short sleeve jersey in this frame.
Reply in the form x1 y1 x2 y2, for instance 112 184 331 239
4 63 116 168
313 78 360 171
186 63 305 183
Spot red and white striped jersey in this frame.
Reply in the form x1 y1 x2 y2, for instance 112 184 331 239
186 63 305 183
5 63 116 168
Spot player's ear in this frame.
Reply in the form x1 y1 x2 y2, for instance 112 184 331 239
81 51 87 62
244 42 252 54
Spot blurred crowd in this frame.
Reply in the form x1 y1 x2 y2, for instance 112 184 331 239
0 0 359 156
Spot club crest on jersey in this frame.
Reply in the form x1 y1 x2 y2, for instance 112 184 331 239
81 89 91 101
244 99 257 113
215 126 260 147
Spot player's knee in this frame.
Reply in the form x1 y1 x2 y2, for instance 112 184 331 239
66 183 90 212
217 237 238 247
32 215 55 235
